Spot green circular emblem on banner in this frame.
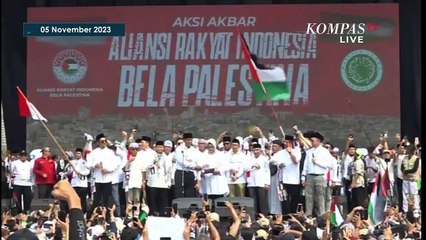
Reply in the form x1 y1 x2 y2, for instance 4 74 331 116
340 49 383 92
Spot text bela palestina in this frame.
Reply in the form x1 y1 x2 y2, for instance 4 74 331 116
117 64 309 107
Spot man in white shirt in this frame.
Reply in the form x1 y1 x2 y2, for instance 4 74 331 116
86 133 117 209
147 141 172 216
107 145 124 216
301 131 333 217
122 142 140 212
365 146 379 196
10 150 33 213
280 136 302 214
163 140 175 207
247 143 270 215
342 135 356 212
330 147 343 203
226 138 249 197
268 139 285 215
134 136 157 214
173 133 201 198
68 148 90 213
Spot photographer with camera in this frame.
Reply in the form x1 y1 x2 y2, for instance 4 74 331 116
183 210 220 240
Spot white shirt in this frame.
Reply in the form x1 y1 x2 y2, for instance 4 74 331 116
246 154 270 187
280 148 302 185
86 147 116 183
173 145 199 171
396 155 406 179
68 158 90 188
365 156 379 183
110 154 123 184
195 150 209 180
11 160 33 186
116 148 128 183
301 146 334 181
332 157 343 185
198 150 229 195
129 148 158 189
226 151 249 184
165 152 175 185
147 152 173 189
342 154 355 181
326 158 337 185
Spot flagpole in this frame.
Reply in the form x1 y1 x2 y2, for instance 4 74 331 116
238 30 286 138
16 86 70 162
1 102 7 158
257 77 286 138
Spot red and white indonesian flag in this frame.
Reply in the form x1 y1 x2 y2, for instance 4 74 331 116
17 87 47 122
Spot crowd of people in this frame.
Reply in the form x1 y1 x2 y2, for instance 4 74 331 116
1 126 422 239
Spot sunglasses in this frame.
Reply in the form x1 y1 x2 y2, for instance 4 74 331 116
100 140 107 143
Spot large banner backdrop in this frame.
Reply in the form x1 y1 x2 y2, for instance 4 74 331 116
26 4 400 149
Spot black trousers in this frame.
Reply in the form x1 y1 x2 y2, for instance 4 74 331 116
147 187 169 216
1 182 12 199
343 179 352 212
248 187 269 215
396 177 403 212
368 182 375 196
75 187 88 213
351 187 367 208
118 182 126 217
174 170 196 198
60 186 88 214
93 182 112 208
12 185 32 213
38 184 54 199
284 184 301 214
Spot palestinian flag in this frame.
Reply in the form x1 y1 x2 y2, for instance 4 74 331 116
381 168 391 198
330 197 344 227
62 59 79 75
417 178 421 191
368 173 387 225
238 31 290 101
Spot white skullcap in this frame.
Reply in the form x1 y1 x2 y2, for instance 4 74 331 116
164 140 173 148
332 147 340 152
356 148 368 157
129 142 139 149
30 149 42 160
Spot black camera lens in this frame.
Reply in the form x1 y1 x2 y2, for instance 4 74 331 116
196 211 206 219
